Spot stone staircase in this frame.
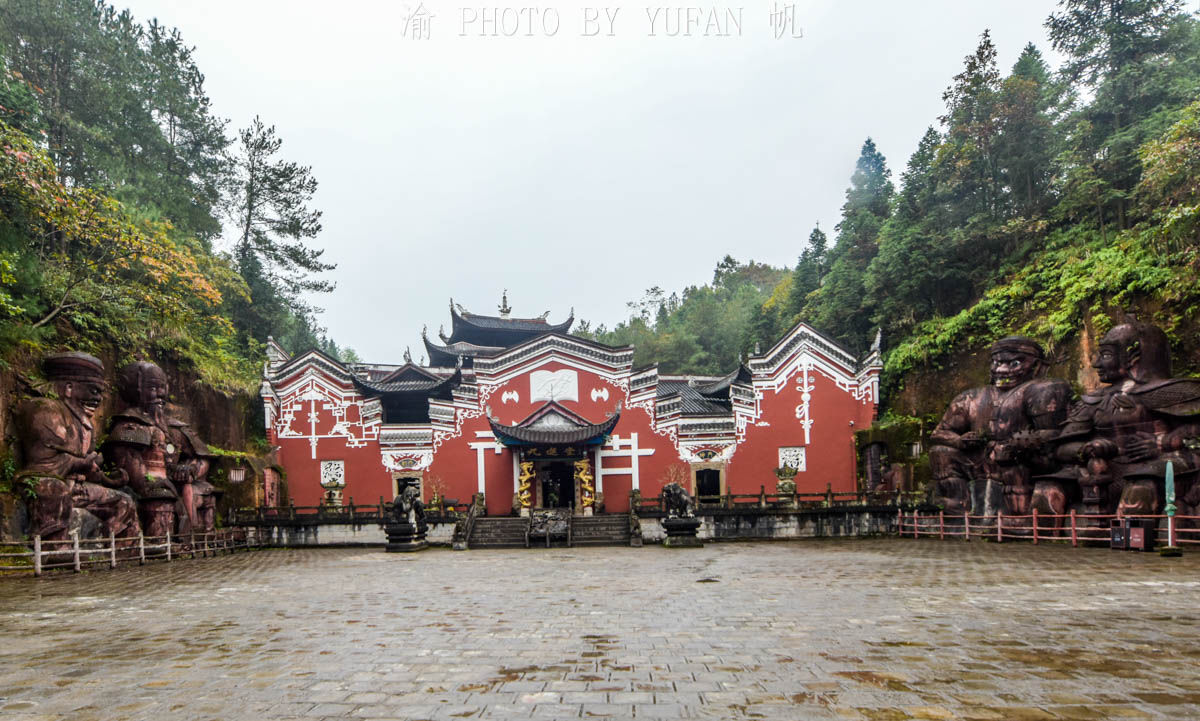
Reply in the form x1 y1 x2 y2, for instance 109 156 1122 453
571 514 632 546
467 517 529 549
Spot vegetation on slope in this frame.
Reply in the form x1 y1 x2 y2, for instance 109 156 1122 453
581 1 1200 399
0 0 350 391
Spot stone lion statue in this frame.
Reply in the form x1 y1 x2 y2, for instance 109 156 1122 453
661 482 695 518
392 482 425 525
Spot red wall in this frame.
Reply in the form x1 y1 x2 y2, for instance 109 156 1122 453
426 363 681 515
268 376 393 508
729 368 875 496
267 351 876 512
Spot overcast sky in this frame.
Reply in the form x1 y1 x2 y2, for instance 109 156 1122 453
119 0 1076 362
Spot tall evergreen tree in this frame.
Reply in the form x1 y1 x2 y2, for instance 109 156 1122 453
226 116 333 344
936 31 1003 224
786 224 827 321
864 127 959 336
1047 0 1200 228
0 0 228 239
995 43 1061 218
807 138 894 351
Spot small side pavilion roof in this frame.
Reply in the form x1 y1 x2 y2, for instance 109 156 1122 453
488 401 619 446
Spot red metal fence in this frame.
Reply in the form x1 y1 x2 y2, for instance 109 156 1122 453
896 508 1200 547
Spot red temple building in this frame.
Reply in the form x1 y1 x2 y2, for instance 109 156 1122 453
260 297 881 515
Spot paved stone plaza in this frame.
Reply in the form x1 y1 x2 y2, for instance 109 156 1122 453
1 539 1199 720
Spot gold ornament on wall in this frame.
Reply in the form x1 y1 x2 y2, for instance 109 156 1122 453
575 458 595 509
518 461 534 509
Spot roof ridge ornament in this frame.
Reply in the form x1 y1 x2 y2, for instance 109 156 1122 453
538 310 551 320
439 324 450 343
498 289 512 318
403 346 412 364
451 297 467 315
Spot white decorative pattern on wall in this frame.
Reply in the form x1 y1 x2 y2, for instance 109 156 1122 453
793 362 814 444
382 451 433 472
320 460 345 487
530 369 579 403
778 446 807 472
273 374 379 459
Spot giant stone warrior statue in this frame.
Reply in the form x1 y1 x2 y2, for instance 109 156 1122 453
930 337 1072 518
15 352 139 541
103 362 218 537
1054 322 1200 517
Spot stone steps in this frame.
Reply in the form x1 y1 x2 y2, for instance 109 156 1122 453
571 515 632 546
468 517 528 549
468 514 633 548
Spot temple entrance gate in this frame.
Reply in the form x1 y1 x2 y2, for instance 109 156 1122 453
536 460 576 509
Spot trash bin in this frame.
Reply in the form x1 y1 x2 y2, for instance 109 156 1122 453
1110 519 1128 550
1127 518 1157 552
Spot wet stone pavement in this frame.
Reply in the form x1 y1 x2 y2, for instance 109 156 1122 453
1 539 1199 720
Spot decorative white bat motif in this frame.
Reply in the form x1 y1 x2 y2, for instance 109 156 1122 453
590 387 610 402
501 390 520 404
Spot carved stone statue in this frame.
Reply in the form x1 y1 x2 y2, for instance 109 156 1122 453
392 481 426 526
15 353 139 541
1055 322 1200 516
103 362 217 537
930 337 1072 518
660 482 701 547
661 482 695 518
385 479 428 552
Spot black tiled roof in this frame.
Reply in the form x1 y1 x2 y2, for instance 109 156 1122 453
662 379 734 412
354 365 460 395
425 339 504 355
657 379 734 417
489 411 620 446
694 365 753 396
447 304 574 346
460 313 571 331
423 335 504 367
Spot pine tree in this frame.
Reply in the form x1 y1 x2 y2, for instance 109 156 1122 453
995 43 1060 218
937 31 1002 224
1047 0 1199 228
226 116 333 343
806 139 894 351
786 225 827 321
0 1 229 239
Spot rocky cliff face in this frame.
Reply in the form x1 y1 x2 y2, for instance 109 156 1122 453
888 317 1116 419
